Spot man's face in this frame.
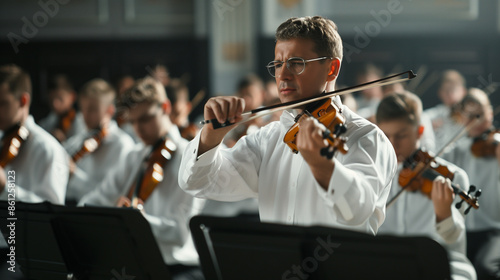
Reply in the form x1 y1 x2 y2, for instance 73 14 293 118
128 102 165 146
49 88 75 115
239 84 264 111
0 84 23 131
438 82 465 107
79 97 112 131
462 102 493 138
378 119 420 163
274 38 334 105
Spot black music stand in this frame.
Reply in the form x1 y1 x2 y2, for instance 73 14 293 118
190 215 451 280
0 201 171 280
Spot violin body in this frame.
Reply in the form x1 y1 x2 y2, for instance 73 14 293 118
283 98 348 156
127 138 177 204
180 123 199 141
399 149 479 212
399 150 455 197
71 126 108 163
470 129 500 158
0 124 30 168
59 108 76 134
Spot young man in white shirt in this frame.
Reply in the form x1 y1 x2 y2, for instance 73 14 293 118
0 64 68 204
179 16 397 234
38 74 85 143
423 70 467 152
79 77 204 280
443 88 500 280
376 91 476 280
63 78 135 204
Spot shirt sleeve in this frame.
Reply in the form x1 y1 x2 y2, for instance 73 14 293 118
178 128 260 201
314 126 397 227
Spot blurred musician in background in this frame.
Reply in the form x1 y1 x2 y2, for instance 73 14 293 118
443 88 500 280
79 77 205 280
424 70 467 152
38 74 85 143
63 78 135 204
376 91 476 280
0 64 67 205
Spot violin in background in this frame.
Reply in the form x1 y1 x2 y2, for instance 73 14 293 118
470 129 500 158
0 124 30 168
71 126 108 163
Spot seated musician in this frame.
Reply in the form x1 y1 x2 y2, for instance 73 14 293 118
63 78 135 204
376 91 476 280
38 74 85 143
0 64 68 204
442 88 500 280
79 77 205 280
178 16 397 234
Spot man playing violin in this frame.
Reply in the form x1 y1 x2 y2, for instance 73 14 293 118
179 16 397 234
0 64 68 204
79 77 205 280
63 78 135 204
39 74 85 143
376 91 476 280
443 88 500 280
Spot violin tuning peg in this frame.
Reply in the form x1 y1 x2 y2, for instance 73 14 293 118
465 205 473 215
468 185 476 193
455 200 464 209
475 189 482 197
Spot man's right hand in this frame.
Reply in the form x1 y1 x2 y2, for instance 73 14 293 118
198 96 245 155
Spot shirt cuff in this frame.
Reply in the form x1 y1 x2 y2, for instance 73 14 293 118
314 158 355 221
190 128 221 166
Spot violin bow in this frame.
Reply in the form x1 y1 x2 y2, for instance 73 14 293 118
201 70 417 129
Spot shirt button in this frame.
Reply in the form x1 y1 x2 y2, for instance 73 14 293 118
193 149 196 154
288 216 292 221
291 182 296 188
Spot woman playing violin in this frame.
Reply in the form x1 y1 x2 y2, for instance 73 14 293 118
62 78 135 204
442 88 500 280
179 16 397 234
376 91 477 280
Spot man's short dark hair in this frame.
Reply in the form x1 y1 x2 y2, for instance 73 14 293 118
275 16 343 60
0 64 31 98
376 91 422 126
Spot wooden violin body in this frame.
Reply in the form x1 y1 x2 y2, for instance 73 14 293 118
283 98 348 158
470 129 500 158
399 149 480 213
127 137 177 206
0 124 29 168
71 126 108 163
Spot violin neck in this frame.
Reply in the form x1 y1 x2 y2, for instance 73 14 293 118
420 168 460 193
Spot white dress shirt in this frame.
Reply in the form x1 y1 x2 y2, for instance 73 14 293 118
179 104 397 235
424 104 463 153
443 137 500 231
63 120 135 201
39 111 86 142
1 116 68 203
79 126 204 265
378 161 476 280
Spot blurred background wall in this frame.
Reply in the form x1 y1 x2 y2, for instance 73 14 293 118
0 0 499 122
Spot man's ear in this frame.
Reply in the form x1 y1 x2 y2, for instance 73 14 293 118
417 125 424 138
161 100 172 115
20 92 30 108
326 58 341 82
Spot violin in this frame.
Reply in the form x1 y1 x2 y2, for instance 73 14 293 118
0 124 30 168
71 126 108 163
58 108 76 134
397 149 480 214
470 129 500 158
202 71 416 157
283 97 348 158
126 137 177 208
180 123 199 141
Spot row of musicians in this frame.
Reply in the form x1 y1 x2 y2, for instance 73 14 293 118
0 64 499 279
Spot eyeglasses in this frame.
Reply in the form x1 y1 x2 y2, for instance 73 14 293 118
266 57 332 77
